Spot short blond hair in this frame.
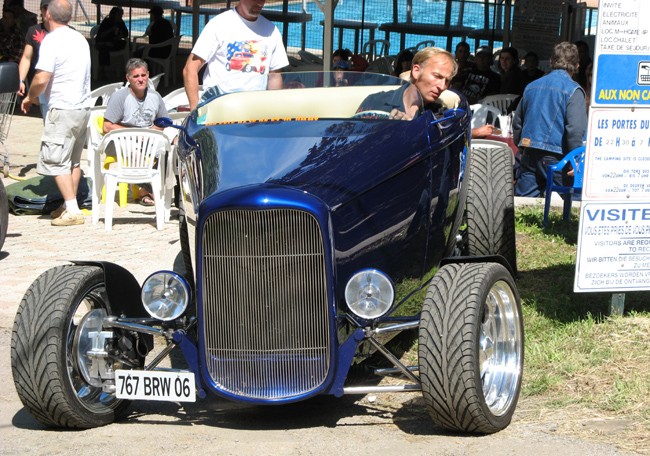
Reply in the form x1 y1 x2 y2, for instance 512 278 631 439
411 47 458 81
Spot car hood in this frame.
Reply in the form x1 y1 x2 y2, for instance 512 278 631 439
188 112 461 209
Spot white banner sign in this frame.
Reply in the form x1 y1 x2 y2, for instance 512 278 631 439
575 0 650 292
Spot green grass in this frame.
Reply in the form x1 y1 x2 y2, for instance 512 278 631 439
516 206 650 451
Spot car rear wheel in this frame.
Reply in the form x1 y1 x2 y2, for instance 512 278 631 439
11 265 131 428
418 262 523 434
463 145 517 272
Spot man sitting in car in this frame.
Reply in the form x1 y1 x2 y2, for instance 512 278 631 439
356 47 458 120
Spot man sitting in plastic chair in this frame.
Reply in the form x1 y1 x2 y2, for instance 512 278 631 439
102 57 168 206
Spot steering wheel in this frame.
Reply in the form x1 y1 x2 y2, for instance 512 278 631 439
352 110 391 120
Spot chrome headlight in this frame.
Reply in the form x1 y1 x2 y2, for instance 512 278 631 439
344 269 394 320
141 271 191 321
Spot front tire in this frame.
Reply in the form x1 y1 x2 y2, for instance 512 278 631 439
11 265 130 428
419 262 523 434
463 145 517 272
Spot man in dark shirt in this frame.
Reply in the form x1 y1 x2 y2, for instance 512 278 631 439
17 0 49 119
356 47 457 120
0 7 25 63
144 5 174 58
452 45 500 104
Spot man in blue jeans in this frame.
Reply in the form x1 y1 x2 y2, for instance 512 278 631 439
513 42 587 197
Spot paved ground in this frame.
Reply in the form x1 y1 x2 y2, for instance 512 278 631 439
0 113 182 321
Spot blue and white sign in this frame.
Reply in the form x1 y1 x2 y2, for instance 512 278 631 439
584 108 650 199
575 202 650 291
592 1 650 107
575 0 650 292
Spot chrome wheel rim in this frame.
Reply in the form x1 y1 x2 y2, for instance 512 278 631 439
66 283 122 412
479 279 522 416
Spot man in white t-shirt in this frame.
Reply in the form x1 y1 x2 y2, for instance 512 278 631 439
20 0 91 226
182 0 289 111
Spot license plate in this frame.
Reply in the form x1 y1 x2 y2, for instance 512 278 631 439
115 370 196 402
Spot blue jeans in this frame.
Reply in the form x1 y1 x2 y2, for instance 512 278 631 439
514 148 571 197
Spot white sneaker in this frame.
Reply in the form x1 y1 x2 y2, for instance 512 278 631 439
51 210 85 226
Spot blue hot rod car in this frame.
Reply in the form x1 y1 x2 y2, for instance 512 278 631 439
11 72 522 434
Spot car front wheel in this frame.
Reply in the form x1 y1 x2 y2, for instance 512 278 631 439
418 262 523 434
11 265 131 428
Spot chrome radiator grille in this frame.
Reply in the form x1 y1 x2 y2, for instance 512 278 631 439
201 209 330 399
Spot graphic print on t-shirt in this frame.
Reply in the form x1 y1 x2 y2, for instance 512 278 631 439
225 40 268 75
462 73 490 104
31 27 47 44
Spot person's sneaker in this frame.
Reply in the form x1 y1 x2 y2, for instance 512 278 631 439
51 210 85 226
50 205 65 219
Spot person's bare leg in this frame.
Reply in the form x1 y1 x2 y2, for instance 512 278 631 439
72 166 81 195
54 174 75 201
54 173 80 214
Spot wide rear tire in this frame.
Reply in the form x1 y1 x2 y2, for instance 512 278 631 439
419 262 523 434
464 145 517 272
11 265 130 428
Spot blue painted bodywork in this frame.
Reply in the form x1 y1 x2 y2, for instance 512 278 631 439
169 73 471 403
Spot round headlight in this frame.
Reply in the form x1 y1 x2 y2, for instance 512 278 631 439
141 271 191 321
345 269 394 320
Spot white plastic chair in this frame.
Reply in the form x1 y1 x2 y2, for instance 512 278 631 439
162 111 190 220
141 35 182 87
90 82 124 107
478 93 520 115
470 103 502 129
86 107 106 155
148 73 164 89
85 107 106 190
85 107 139 208
91 128 171 231
361 39 390 63
162 85 204 112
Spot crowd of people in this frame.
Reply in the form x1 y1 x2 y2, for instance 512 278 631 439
7 0 595 227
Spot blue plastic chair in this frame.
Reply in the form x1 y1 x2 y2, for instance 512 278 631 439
543 145 586 227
